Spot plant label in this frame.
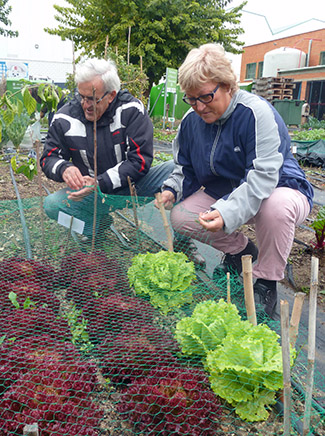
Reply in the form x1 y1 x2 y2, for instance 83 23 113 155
58 211 85 234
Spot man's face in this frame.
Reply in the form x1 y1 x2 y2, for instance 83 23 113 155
77 76 116 122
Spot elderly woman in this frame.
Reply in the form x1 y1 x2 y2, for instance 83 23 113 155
158 43 313 318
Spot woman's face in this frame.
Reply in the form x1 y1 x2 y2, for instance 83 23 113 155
184 81 232 124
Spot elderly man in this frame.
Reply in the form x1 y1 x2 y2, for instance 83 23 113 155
40 57 205 266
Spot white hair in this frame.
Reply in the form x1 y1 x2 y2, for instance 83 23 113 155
75 58 121 93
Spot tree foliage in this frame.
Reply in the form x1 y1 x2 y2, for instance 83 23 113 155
45 0 246 86
0 0 18 38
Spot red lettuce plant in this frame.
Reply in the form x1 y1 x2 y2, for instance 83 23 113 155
0 306 71 341
82 293 155 340
97 322 181 384
66 271 131 308
0 335 81 393
0 257 55 287
0 365 101 436
59 251 128 288
117 366 222 435
0 279 60 314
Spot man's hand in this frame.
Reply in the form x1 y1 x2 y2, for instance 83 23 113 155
198 209 224 232
66 175 96 201
154 190 175 210
62 166 85 190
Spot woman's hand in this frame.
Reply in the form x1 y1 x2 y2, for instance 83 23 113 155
154 190 176 210
198 209 224 232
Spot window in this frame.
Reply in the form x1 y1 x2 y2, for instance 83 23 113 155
257 62 264 78
245 63 256 80
319 51 325 65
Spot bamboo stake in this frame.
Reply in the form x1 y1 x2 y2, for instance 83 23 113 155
127 176 139 229
226 272 231 304
155 192 173 252
303 256 319 435
241 255 257 325
280 299 292 436
91 86 98 252
35 139 45 258
23 423 39 435
289 292 306 348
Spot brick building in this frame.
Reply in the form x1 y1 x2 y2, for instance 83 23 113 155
240 28 325 120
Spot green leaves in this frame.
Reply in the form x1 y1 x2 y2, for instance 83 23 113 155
11 156 37 181
175 299 296 422
128 250 196 314
292 128 325 141
44 0 246 86
309 205 325 249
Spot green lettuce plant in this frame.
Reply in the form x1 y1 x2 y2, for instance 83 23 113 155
127 251 196 314
175 299 295 422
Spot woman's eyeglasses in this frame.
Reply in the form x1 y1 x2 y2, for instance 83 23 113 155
182 84 220 106
77 90 109 104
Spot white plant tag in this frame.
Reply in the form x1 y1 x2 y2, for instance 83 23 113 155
58 211 85 234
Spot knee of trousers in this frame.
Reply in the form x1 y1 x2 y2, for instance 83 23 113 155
43 194 60 220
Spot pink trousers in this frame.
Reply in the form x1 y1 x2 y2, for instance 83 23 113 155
170 187 311 281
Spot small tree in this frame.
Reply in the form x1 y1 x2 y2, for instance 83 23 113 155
0 0 18 38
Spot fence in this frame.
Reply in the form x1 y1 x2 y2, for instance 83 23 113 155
0 171 324 435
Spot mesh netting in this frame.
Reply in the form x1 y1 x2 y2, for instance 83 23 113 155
0 193 324 436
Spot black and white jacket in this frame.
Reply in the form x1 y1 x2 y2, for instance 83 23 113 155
40 90 153 194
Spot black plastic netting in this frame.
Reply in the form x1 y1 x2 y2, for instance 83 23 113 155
0 193 324 436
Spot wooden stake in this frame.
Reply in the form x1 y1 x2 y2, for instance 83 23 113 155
35 139 45 258
127 176 139 229
303 256 319 435
289 292 305 348
241 255 257 325
155 192 173 252
91 86 98 252
226 272 231 304
280 299 292 436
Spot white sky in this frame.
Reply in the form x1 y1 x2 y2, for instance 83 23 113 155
1 0 324 77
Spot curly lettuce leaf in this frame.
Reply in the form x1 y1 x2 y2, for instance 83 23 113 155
175 299 248 356
127 251 196 314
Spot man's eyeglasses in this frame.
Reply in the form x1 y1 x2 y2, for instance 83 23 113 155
182 84 220 106
77 90 109 104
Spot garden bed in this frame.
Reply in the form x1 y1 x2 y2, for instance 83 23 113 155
0 157 324 435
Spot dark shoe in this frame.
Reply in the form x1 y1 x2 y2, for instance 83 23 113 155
254 281 277 319
214 239 258 277
173 238 206 269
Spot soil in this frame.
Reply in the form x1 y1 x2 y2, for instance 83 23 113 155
1 157 324 308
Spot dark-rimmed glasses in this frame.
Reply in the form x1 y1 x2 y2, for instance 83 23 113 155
77 90 110 104
182 84 220 106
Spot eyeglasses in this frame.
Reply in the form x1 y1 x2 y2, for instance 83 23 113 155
182 84 220 106
77 90 110 104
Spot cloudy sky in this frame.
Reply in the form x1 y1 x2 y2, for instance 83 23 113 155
1 0 324 77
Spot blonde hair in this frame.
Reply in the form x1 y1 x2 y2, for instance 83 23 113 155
178 43 238 95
